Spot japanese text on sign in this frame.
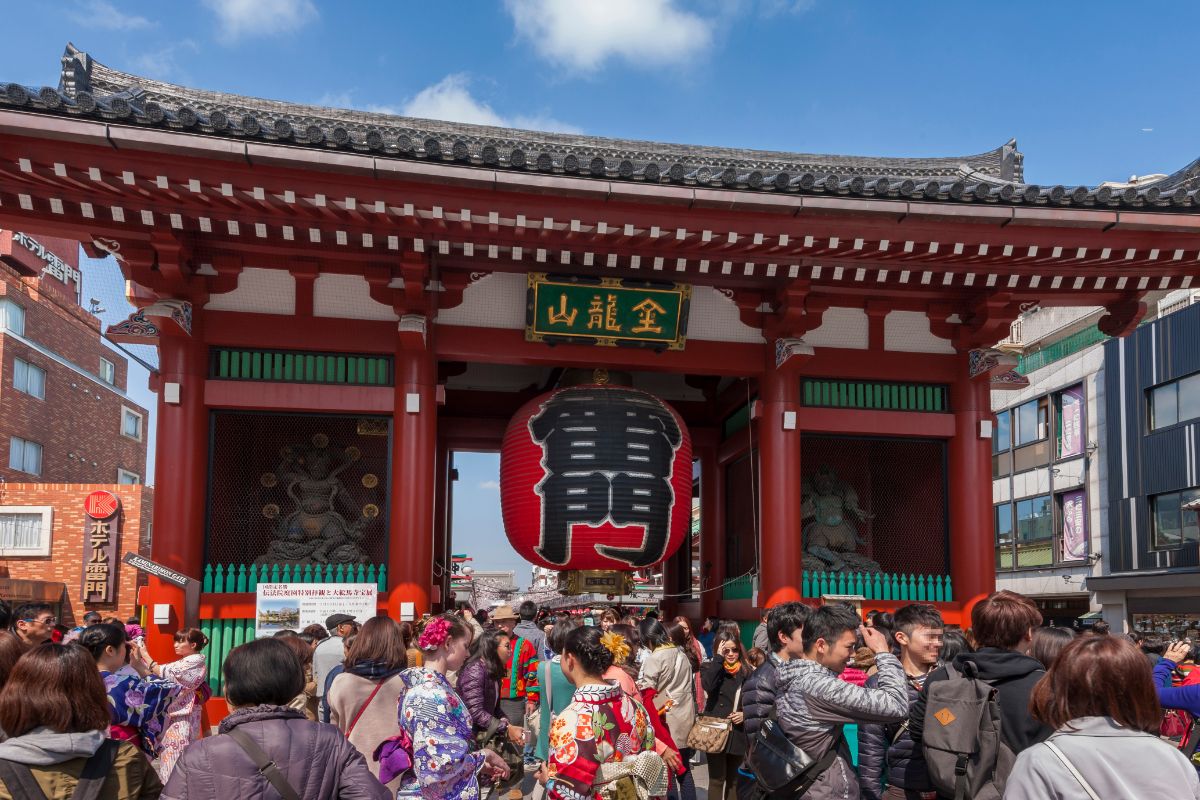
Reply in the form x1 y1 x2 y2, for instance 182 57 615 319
255 583 378 638
526 274 690 350
81 498 120 604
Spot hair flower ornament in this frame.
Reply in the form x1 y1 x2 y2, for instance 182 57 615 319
418 617 451 651
600 631 630 664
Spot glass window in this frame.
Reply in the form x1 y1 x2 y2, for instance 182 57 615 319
1014 398 1049 447
0 507 52 556
12 358 45 400
995 503 1014 569
1152 487 1200 549
1151 384 1179 429
993 410 1011 454
117 469 140 485
0 301 25 336
99 358 116 385
1016 495 1053 567
121 408 143 440
7 437 42 476
1180 374 1200 425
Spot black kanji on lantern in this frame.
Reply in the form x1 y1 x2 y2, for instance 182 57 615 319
529 387 683 568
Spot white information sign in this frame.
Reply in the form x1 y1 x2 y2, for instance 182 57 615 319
255 582 378 638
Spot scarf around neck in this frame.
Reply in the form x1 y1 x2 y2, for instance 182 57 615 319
347 659 405 681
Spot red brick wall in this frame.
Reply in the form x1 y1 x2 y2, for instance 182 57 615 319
0 261 148 484
0 483 153 624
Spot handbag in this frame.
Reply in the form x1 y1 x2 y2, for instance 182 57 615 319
747 718 841 797
686 680 744 755
476 717 525 784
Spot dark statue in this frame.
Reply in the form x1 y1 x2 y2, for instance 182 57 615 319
529 387 683 568
801 465 882 574
257 433 373 566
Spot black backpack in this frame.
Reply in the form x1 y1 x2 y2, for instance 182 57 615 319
922 661 1014 800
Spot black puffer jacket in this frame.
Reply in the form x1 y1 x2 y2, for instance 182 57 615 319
858 671 931 800
740 654 780 746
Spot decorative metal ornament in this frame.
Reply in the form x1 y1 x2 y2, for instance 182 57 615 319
361 473 379 489
311 433 330 448
262 504 280 519
260 472 278 488
362 504 380 519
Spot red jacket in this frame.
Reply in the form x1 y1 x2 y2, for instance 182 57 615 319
501 636 540 703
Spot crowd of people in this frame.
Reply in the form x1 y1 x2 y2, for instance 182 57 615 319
0 591 1195 799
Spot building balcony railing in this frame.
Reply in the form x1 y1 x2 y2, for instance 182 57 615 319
722 571 954 603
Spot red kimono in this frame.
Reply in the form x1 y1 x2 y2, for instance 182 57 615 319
546 683 657 800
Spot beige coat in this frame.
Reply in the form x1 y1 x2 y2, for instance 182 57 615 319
328 672 406 791
637 645 696 747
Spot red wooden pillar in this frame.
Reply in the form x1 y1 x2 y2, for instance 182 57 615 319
698 436 722 621
388 323 437 620
758 343 807 608
146 321 207 661
949 353 996 618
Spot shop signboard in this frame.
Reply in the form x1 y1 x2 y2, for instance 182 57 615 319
1058 385 1084 458
1061 489 1087 561
82 491 120 604
255 582 377 638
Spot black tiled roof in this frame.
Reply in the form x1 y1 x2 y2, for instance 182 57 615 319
1 44 1196 211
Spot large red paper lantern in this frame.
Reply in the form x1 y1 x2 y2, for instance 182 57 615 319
501 383 693 572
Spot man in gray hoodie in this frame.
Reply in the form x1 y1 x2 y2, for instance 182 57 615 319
775 604 909 800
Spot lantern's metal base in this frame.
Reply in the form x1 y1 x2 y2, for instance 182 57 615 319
558 570 634 596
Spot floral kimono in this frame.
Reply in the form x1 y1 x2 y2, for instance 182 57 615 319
101 669 180 758
397 667 488 800
546 683 658 800
156 653 209 781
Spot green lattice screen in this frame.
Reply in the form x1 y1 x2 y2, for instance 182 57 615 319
211 348 392 386
802 379 948 412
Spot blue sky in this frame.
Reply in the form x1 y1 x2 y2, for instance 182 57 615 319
7 0 1200 582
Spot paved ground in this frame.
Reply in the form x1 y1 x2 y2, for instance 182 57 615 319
508 758 710 799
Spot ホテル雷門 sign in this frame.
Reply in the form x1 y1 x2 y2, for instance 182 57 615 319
526 274 691 350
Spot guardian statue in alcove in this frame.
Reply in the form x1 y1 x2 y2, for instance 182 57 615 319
257 433 372 566
801 465 882 574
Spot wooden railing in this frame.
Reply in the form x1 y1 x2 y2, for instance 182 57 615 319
199 562 387 695
722 571 954 603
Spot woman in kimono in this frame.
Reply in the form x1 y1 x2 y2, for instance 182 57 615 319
541 626 661 800
146 626 210 781
397 613 510 800
78 622 178 759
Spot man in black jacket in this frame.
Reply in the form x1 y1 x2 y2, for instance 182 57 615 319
735 602 811 800
858 604 945 800
908 591 1053 799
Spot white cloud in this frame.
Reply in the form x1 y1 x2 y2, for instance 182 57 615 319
759 0 817 15
204 0 317 41
504 0 713 72
479 480 501 491
1141 128 1154 133
71 0 153 30
131 40 198 81
313 78 581 134
401 74 582 133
